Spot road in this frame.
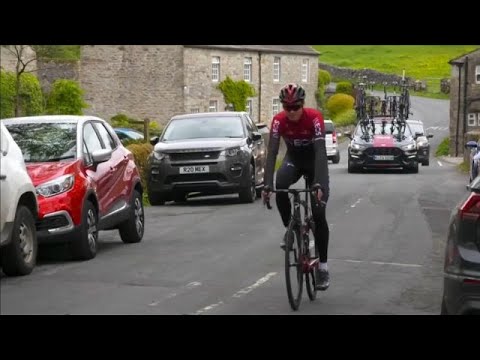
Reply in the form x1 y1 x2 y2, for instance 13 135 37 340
0 96 470 315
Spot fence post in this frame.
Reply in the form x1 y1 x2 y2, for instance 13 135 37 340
144 118 150 142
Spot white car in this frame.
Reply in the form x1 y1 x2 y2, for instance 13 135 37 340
0 122 39 276
324 120 340 164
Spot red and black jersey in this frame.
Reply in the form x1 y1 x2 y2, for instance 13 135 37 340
264 108 329 190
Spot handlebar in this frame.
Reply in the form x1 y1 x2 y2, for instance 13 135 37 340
262 188 323 210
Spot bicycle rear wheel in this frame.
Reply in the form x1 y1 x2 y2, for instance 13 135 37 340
285 220 303 311
305 220 318 301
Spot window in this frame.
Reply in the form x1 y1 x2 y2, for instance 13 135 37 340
83 122 103 159
94 122 116 150
244 57 252 82
246 99 253 118
212 56 220 82
209 100 218 112
476 65 480 84
273 57 281 82
272 98 280 116
468 113 477 127
302 59 309 83
190 108 200 113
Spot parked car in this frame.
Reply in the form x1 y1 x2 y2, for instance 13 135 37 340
406 119 433 166
114 127 145 144
0 122 39 276
324 120 340 164
147 111 266 205
441 176 480 315
344 117 419 173
465 140 480 183
3 116 145 261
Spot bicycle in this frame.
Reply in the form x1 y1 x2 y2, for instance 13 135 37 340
264 176 321 311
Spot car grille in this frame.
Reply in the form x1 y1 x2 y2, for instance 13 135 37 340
168 151 221 162
37 215 70 231
364 147 403 156
165 173 227 184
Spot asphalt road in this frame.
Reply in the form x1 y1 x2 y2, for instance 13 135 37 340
0 96 470 315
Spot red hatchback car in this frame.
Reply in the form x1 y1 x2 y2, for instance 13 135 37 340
3 116 145 260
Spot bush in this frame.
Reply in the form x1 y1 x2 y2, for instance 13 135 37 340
315 84 326 111
333 109 357 127
318 69 331 86
326 93 355 119
217 76 256 111
0 70 44 118
335 81 354 96
126 142 154 195
435 137 450 157
46 79 89 115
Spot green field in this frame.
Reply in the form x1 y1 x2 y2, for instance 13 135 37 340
313 45 479 95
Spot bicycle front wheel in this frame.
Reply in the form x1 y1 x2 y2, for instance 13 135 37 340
305 222 318 301
285 220 303 311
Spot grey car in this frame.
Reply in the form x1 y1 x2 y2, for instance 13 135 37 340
406 120 433 166
441 176 480 315
147 112 266 205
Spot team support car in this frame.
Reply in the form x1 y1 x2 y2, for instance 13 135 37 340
441 176 480 315
0 122 39 276
407 119 433 166
345 117 419 173
465 139 480 183
3 116 145 261
147 111 266 205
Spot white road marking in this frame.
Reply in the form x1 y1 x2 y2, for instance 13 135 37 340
437 161 443 167
330 258 422 268
186 281 202 289
232 272 277 298
350 198 362 208
192 301 224 315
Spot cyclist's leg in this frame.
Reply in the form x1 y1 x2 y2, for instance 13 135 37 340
275 154 301 228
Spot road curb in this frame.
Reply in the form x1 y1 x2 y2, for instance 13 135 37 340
437 156 464 165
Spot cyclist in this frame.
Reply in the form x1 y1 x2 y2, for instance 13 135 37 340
262 83 331 291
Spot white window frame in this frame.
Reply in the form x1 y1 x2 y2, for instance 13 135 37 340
476 65 480 84
273 57 281 82
302 59 309 83
190 108 200 113
246 99 253 118
209 100 218 112
244 57 252 82
468 113 477 126
212 57 220 82
272 98 280 116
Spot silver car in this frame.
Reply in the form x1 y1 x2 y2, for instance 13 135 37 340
147 112 266 205
406 119 433 166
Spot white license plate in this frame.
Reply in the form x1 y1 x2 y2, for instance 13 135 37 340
374 155 394 161
179 165 210 174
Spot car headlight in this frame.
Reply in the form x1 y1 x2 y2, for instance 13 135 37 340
36 174 74 198
153 151 168 161
402 143 416 151
352 143 366 150
221 147 241 157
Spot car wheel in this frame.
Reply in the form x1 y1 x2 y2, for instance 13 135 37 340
239 163 256 203
422 159 429 166
119 190 144 244
1 205 37 276
332 151 340 164
70 201 98 261
347 156 358 173
440 298 449 315
173 192 187 203
148 190 166 205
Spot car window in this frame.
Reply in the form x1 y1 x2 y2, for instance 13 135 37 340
0 125 9 154
83 122 103 155
245 114 258 132
324 122 335 134
409 123 424 135
6 122 77 162
244 115 254 135
163 116 245 140
94 122 116 150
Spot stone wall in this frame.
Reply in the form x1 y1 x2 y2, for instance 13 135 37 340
36 59 79 93
79 45 185 126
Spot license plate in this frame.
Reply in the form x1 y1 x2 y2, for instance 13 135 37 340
374 155 394 161
179 165 210 174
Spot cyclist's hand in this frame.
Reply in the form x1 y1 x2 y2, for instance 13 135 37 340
262 186 272 209
311 183 323 202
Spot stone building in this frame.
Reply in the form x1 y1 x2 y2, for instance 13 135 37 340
448 48 480 157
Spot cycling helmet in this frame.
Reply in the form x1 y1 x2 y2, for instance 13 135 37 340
279 83 306 104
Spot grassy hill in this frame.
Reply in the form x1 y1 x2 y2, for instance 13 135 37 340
312 45 479 96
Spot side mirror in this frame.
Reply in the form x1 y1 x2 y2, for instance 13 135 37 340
465 140 478 149
91 149 112 164
427 134 433 139
336 132 342 137
150 136 160 146
256 123 268 130
252 132 262 142
414 132 423 139
343 131 352 140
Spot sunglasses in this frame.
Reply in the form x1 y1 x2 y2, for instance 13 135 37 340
283 104 302 112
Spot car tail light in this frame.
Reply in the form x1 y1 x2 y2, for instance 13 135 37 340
445 239 459 267
459 193 480 221
332 131 337 143
463 278 480 285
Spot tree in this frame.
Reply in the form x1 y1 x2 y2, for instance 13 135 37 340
1 45 38 117
46 79 89 115
217 76 256 111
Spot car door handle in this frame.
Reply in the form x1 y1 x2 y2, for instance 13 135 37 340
0 174 5 180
